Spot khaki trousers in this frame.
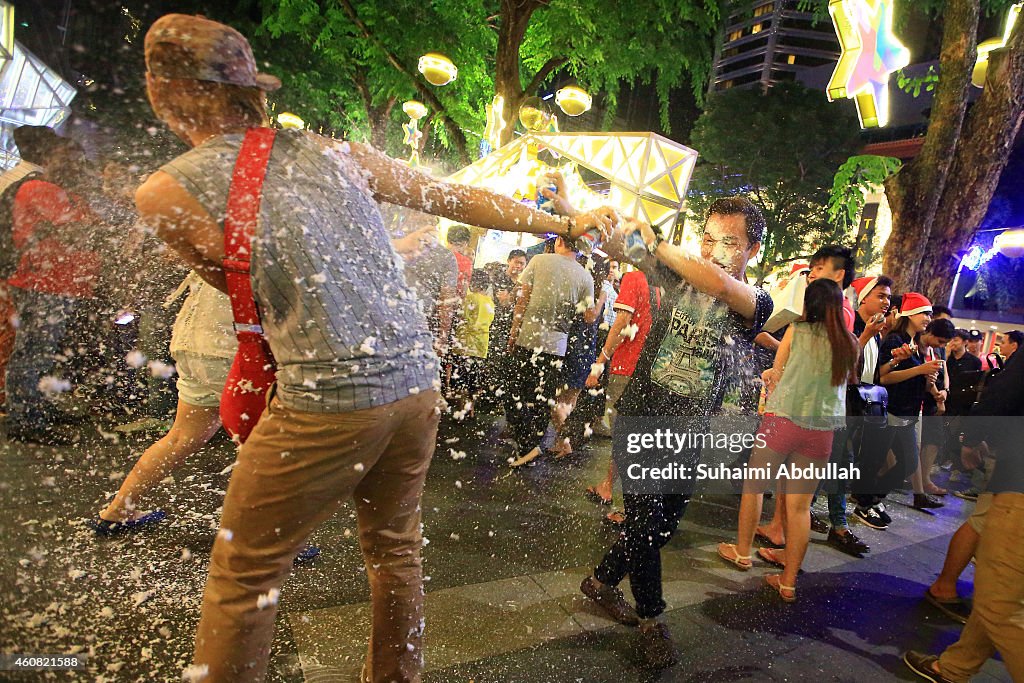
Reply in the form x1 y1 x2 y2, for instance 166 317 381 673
940 492 1024 682
192 390 440 682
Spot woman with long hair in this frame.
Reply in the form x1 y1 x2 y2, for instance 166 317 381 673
849 293 948 530
718 278 858 601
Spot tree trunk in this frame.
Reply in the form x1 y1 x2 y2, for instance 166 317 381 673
918 17 1024 305
882 0 979 291
368 97 397 151
494 1 539 147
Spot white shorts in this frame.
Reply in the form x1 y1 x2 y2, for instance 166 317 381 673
172 351 231 408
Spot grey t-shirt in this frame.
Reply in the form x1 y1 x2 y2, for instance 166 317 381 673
403 241 458 331
516 253 593 356
160 130 438 413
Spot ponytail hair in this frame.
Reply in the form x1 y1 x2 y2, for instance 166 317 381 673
803 279 859 386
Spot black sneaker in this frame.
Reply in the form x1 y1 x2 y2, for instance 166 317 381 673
853 506 888 530
903 651 954 682
923 588 971 624
873 503 893 526
810 513 829 534
827 528 870 556
913 493 945 510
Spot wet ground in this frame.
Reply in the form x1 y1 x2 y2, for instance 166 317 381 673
0 413 1011 682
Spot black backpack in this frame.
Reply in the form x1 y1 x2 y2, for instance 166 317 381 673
0 171 43 279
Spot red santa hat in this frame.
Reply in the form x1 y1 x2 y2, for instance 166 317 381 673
898 292 932 317
790 261 810 275
851 276 879 305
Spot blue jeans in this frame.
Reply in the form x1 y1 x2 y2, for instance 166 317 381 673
4 288 81 429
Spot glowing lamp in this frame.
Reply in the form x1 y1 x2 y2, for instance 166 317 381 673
276 112 304 129
518 96 553 132
402 100 427 120
826 0 910 128
555 86 592 116
418 53 457 86
972 3 1021 88
995 228 1024 258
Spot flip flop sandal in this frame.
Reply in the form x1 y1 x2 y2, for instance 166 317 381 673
765 574 796 603
755 530 785 549
757 546 787 568
717 543 753 570
92 509 167 537
585 487 613 506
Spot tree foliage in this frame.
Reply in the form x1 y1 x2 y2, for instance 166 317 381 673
687 82 862 284
256 0 726 164
798 0 1024 303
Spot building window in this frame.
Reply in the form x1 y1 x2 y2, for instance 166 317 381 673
787 54 796 64
754 3 775 17
751 23 763 34
728 28 743 41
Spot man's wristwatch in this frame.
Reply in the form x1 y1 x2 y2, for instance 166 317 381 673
646 232 663 256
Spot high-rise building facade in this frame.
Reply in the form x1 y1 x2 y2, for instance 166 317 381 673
710 0 840 92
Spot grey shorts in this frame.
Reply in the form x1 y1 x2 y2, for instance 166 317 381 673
172 352 231 408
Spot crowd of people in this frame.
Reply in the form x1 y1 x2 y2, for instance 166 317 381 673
1 13 1022 683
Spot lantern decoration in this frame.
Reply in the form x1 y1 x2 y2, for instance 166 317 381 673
995 228 1024 259
417 53 457 86
449 131 697 235
826 0 910 128
972 3 1021 88
518 96 554 132
482 94 506 156
276 112 304 129
555 86 592 117
402 100 427 166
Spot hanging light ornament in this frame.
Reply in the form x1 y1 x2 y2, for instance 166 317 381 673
418 53 457 86
276 112 304 129
402 100 428 166
555 86 592 117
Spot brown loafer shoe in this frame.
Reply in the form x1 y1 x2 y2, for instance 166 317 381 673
638 620 678 669
580 576 640 626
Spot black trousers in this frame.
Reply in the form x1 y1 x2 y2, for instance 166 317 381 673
594 493 691 619
852 419 919 508
594 438 701 619
504 346 562 454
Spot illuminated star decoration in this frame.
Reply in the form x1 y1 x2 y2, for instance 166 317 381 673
402 120 423 166
973 3 1022 87
826 0 910 128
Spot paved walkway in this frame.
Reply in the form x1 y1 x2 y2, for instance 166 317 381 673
0 414 1011 682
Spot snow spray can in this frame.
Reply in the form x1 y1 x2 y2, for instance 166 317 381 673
537 183 558 213
623 230 650 263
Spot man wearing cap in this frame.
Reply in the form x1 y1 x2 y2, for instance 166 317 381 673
966 330 992 371
139 14 618 682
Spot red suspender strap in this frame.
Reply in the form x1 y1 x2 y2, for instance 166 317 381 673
223 127 277 345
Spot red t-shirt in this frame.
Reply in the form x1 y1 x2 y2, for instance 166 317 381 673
610 270 658 376
843 297 855 333
7 180 102 299
452 250 473 299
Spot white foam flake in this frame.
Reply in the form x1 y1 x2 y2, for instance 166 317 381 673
256 588 280 610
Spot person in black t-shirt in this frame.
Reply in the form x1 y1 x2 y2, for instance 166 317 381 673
851 294 949 529
578 197 773 669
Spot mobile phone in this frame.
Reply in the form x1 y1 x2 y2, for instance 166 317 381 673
870 313 885 325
